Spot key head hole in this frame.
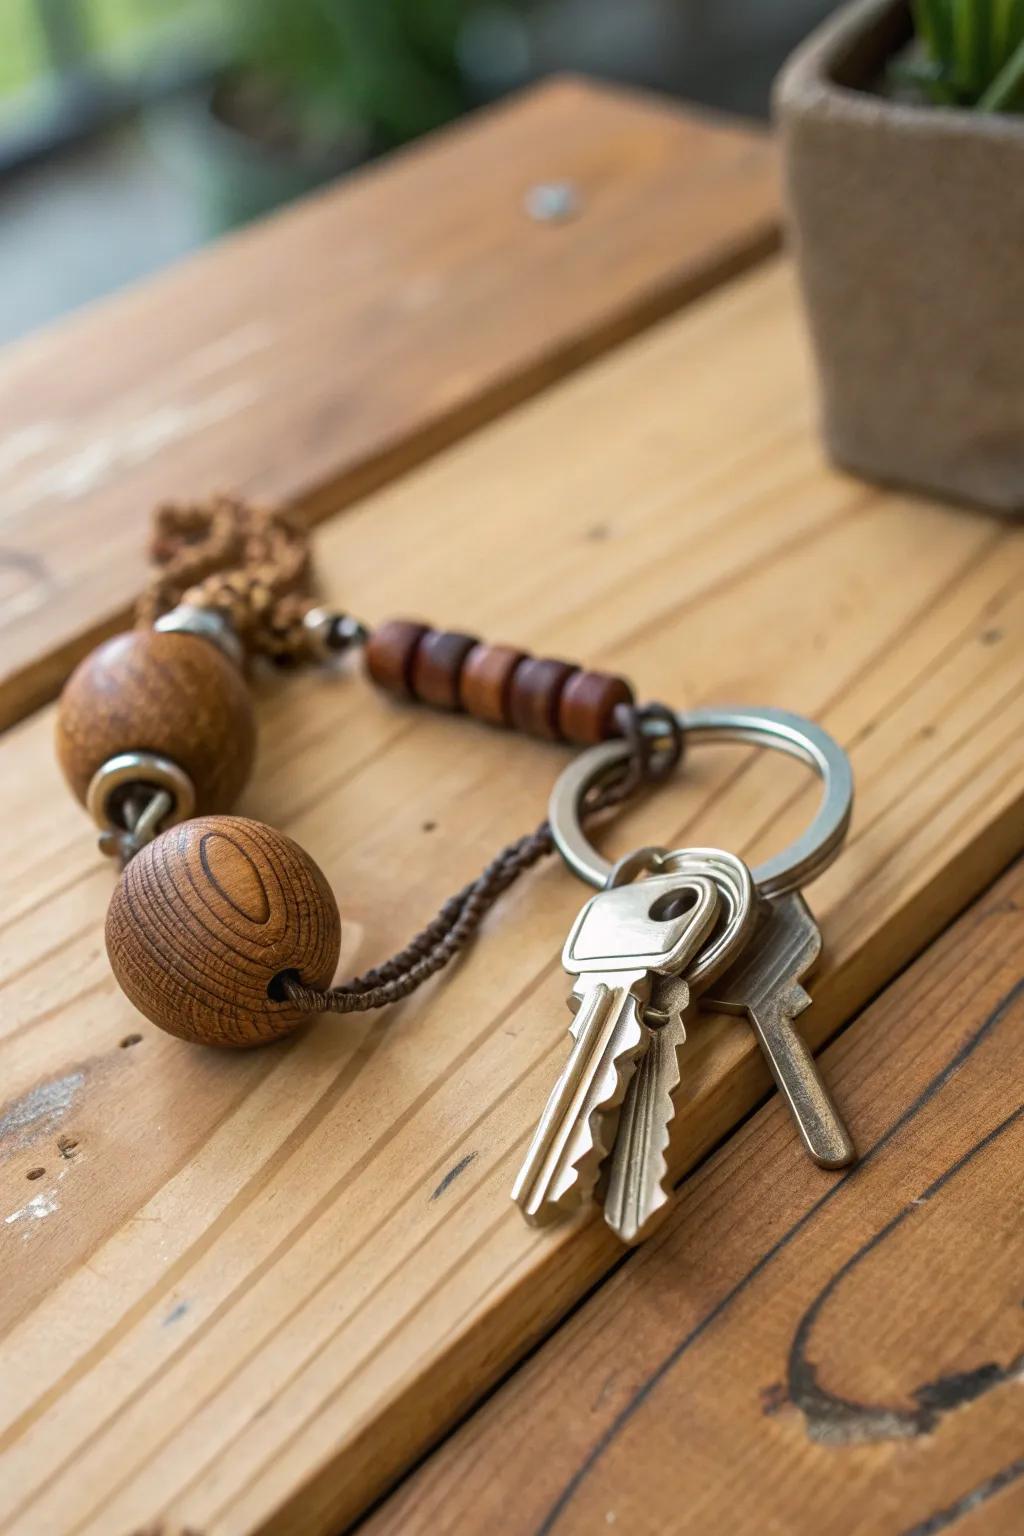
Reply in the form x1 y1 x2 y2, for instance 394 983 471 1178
648 887 700 923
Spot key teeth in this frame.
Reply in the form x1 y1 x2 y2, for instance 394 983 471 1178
512 992 648 1226
513 1094 625 1228
604 1018 685 1245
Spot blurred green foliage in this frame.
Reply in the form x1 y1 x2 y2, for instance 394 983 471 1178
0 0 211 96
0 0 476 146
220 0 473 147
898 0 1024 109
0 0 47 95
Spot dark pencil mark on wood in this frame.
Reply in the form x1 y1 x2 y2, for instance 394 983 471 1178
431 1154 477 1201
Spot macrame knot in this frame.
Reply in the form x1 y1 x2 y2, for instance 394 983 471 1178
136 494 318 662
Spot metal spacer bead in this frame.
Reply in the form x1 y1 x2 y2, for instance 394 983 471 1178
302 607 371 664
87 750 196 850
155 604 244 668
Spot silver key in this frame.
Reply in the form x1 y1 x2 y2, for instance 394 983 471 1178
603 847 759 1244
702 891 855 1169
512 872 720 1226
603 1011 687 1244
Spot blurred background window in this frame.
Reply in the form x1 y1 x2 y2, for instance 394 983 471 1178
0 0 843 345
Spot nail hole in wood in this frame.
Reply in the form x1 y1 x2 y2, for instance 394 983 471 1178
120 1033 143 1048
26 1167 45 1181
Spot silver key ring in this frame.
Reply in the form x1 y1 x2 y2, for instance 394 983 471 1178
549 705 853 898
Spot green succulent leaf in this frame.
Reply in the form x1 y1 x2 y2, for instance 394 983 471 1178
906 0 1024 108
979 33 1024 107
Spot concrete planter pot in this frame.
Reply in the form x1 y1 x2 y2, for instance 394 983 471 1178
775 0 1024 515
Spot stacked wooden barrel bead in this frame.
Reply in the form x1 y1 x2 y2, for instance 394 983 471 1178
365 621 634 744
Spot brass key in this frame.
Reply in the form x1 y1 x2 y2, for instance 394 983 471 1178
702 891 855 1169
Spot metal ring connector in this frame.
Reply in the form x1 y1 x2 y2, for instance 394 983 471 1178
155 605 244 668
549 705 854 897
86 751 196 836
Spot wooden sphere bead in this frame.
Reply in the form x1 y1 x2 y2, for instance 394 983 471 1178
410 629 478 710
106 816 342 1048
459 643 528 726
56 629 256 815
559 670 635 743
364 619 429 698
509 657 578 739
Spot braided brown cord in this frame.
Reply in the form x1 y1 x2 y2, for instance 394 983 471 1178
134 496 686 1016
136 494 319 662
280 709 683 1015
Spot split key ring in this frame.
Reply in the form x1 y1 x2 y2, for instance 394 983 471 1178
548 705 854 898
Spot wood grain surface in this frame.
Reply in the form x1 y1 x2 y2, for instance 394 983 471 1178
368 855 1024 1536
0 258 1022 1536
0 77 778 731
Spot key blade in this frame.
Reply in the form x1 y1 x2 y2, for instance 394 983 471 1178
512 981 649 1226
701 893 855 1170
747 990 855 1169
604 1014 686 1244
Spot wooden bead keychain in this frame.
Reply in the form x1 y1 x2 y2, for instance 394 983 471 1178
57 494 857 1239
56 495 684 1050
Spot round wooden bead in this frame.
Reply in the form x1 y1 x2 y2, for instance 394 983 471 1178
56 629 256 816
410 629 478 710
508 657 578 739
106 816 342 1048
459 643 528 726
558 670 635 744
364 620 429 698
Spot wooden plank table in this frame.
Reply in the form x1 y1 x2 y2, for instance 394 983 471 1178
0 77 1021 1536
0 77 777 732
369 856 1024 1536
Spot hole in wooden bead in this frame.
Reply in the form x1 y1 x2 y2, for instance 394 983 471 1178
267 968 302 1004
